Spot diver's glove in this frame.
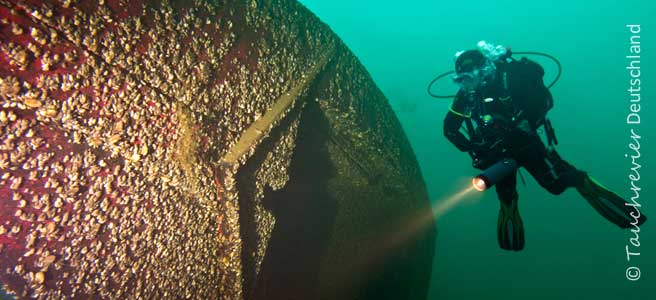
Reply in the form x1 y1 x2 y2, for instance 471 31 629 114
469 141 493 168
469 139 508 169
468 141 488 153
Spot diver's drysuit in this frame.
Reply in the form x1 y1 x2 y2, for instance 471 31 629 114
443 54 646 251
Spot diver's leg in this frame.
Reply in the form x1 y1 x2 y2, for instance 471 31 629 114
516 137 585 195
519 137 646 228
495 172 525 251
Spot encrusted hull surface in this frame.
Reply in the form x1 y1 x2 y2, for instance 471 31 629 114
0 1 435 299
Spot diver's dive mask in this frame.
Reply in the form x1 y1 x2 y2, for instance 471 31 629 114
452 59 496 91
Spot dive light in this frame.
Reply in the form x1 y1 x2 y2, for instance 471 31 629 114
472 158 518 191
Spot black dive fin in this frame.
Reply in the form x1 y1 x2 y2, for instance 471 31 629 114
497 197 525 251
577 176 647 228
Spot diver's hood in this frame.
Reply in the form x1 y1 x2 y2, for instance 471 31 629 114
453 41 508 91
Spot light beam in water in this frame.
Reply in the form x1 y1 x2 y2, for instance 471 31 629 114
382 180 482 255
333 178 484 292
432 184 480 220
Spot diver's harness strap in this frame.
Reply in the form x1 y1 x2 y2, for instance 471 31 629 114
448 104 470 118
544 118 558 147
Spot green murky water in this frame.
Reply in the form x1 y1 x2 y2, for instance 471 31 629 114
299 1 656 299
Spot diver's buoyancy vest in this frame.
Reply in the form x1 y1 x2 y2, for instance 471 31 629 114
462 57 554 143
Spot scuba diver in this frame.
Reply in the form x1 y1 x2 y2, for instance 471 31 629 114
434 41 646 251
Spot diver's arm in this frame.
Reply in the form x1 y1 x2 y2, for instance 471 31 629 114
443 94 474 152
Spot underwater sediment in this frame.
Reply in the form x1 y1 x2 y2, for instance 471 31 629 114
0 0 435 299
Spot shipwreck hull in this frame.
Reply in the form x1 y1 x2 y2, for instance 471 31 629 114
0 0 436 299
